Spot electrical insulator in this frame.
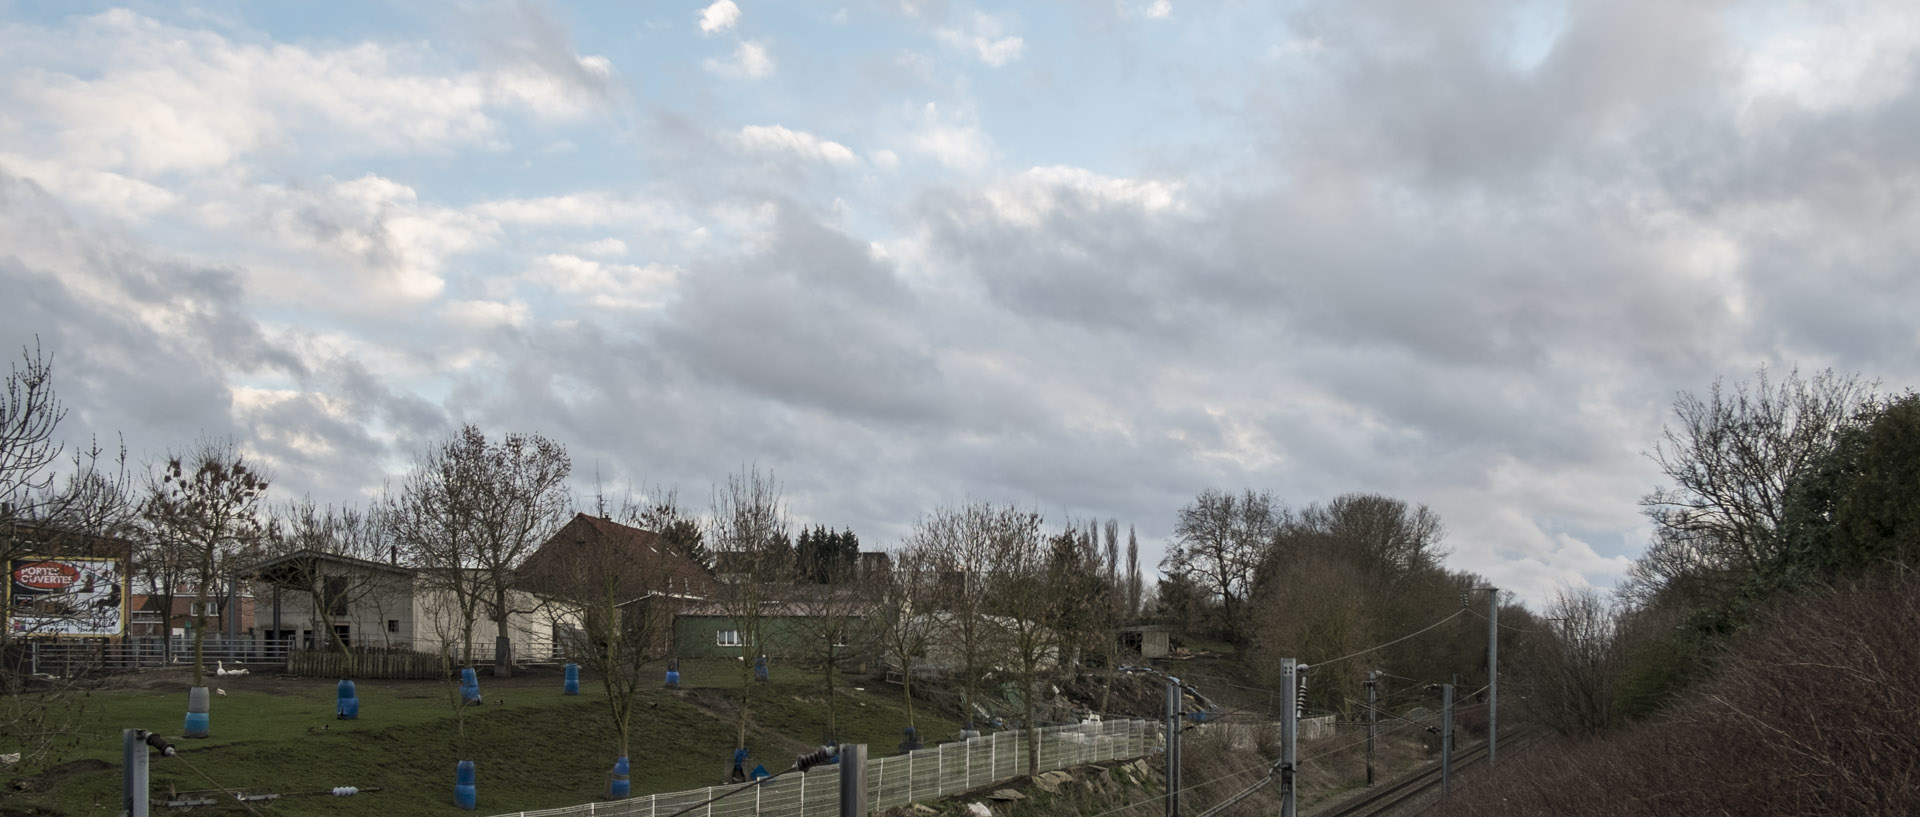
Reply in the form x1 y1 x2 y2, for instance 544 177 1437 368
1296 670 1308 718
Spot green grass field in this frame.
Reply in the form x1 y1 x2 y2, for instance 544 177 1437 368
2 660 959 817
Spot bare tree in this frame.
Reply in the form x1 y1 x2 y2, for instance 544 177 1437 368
630 484 710 572
467 430 571 677
528 512 683 765
706 466 794 750
390 425 571 676
1632 367 1875 604
261 499 401 673
1125 525 1142 619
875 548 937 729
1516 587 1622 736
0 343 136 773
903 502 1014 729
985 510 1058 777
1165 488 1281 643
389 434 486 665
0 342 63 523
788 560 878 744
141 439 271 690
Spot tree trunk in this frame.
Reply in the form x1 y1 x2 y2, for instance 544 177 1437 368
824 647 836 743
902 658 916 728
1024 674 1039 777
735 656 752 750
191 586 208 688
494 586 513 678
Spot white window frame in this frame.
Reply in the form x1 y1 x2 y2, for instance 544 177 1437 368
716 629 742 647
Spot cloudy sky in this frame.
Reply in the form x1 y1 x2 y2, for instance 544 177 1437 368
4 0 1917 606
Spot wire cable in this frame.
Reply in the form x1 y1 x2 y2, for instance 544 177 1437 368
660 745 840 817
1310 609 1469 670
166 752 272 817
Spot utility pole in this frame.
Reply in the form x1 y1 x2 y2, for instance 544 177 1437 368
1280 659 1300 817
1364 670 1377 786
1164 676 1181 817
1439 683 1454 797
837 743 868 817
122 728 176 817
1486 586 1499 767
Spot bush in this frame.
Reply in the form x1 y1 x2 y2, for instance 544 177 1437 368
1427 571 1920 816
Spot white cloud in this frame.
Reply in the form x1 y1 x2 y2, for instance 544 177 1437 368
526 253 678 310
935 12 1025 67
442 299 531 329
0 10 615 177
737 125 858 165
227 173 496 306
1145 1 1172 20
0 152 179 219
470 192 693 231
869 148 901 170
579 237 629 257
704 40 775 79
911 102 996 171
698 0 743 34
982 166 1184 226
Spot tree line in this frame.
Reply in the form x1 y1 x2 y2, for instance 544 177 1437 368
1156 488 1520 715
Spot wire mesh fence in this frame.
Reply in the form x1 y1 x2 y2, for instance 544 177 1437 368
483 719 1159 817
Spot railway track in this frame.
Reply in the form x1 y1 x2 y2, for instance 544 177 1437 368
1311 728 1539 817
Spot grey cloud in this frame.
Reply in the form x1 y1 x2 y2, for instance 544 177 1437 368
459 0 618 99
655 203 947 424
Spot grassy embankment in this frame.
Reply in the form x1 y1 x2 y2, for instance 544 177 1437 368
2 659 958 817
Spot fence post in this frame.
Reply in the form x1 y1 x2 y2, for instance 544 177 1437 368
838 744 867 817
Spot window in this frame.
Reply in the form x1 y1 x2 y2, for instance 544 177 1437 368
323 577 349 617
387 620 400 633
716 629 742 647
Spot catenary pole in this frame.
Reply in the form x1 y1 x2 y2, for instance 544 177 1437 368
1280 659 1299 817
1165 676 1181 817
1440 683 1454 797
1365 670 1377 786
1487 587 1499 767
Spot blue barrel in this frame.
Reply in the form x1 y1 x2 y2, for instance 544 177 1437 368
454 760 477 810
665 670 680 689
185 686 210 738
460 668 481 704
608 756 630 799
337 679 359 719
564 663 580 695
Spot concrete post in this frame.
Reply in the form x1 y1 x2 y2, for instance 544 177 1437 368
1487 587 1499 767
1164 676 1181 817
838 744 868 817
1280 659 1298 817
1365 670 1377 786
1440 683 1454 797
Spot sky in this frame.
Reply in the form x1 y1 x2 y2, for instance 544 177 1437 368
3 0 1918 607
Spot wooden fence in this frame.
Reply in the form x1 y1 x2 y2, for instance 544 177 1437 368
286 648 446 680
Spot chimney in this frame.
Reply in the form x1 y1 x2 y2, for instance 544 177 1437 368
390 545 398 565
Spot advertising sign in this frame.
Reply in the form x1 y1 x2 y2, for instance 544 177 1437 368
6 556 126 637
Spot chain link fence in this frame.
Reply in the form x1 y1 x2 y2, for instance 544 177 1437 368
485 718 1159 817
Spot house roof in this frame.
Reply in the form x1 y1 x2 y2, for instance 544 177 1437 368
518 513 714 599
245 549 415 582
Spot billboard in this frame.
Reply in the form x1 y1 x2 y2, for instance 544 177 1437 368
6 556 127 637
